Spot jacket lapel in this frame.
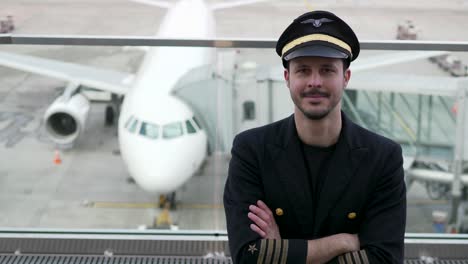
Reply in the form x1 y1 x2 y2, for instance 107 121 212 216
268 116 315 234
267 114 369 236
313 114 368 235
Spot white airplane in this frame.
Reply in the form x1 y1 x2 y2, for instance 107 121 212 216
0 0 267 205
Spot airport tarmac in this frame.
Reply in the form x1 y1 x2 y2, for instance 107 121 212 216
0 96 228 230
0 0 465 233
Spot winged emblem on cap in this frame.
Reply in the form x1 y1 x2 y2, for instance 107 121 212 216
301 18 334 28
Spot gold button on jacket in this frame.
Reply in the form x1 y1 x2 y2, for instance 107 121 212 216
348 212 357 219
275 208 284 216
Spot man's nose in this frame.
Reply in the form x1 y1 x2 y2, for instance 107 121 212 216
307 72 322 87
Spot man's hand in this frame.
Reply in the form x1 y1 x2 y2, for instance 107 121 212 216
247 200 281 239
341 234 360 252
306 233 361 264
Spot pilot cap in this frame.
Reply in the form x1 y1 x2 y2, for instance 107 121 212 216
276 10 360 68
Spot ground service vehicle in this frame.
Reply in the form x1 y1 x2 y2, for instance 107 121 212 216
0 16 14 33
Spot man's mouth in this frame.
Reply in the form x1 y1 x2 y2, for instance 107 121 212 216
302 91 328 98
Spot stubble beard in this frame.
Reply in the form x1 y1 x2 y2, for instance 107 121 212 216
295 95 341 121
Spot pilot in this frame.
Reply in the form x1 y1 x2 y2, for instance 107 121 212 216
224 10 406 263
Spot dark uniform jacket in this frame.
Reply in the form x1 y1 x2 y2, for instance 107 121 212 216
224 113 406 263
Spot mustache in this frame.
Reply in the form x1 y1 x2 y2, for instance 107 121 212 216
301 89 329 97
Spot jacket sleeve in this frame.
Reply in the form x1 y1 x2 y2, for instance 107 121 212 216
224 134 307 264
328 250 370 264
355 143 406 264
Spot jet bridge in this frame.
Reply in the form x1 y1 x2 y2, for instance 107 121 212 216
218 50 468 232
343 74 468 232
173 48 468 232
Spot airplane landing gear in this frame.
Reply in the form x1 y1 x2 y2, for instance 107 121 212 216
105 94 121 126
105 105 114 126
158 192 177 210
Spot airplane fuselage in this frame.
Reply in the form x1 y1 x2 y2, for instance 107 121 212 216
118 0 213 193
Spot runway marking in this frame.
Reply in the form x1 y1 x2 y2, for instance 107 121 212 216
178 203 224 209
88 201 224 209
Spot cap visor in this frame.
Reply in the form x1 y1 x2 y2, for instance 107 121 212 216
284 45 349 61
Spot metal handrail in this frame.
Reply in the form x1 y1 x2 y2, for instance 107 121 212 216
1 34 468 51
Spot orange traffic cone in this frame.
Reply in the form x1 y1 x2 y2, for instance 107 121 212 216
53 150 62 165
451 102 458 115
449 226 458 234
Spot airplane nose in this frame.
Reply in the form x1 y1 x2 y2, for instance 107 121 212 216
119 132 206 194
127 148 193 193
133 166 185 193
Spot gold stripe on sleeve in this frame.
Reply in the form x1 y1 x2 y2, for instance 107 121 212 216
272 240 282 263
352 251 361 264
264 239 275 264
359 250 369 264
338 255 345 264
257 240 266 264
345 252 353 263
280 239 288 264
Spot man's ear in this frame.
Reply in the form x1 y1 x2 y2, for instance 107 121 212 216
344 68 351 88
284 69 290 88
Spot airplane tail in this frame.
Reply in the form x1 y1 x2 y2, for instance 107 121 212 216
130 0 269 11
211 0 269 10
128 0 172 8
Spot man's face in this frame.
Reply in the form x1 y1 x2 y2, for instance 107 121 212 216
284 56 351 120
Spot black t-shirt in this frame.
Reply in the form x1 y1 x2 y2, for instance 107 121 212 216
301 142 336 231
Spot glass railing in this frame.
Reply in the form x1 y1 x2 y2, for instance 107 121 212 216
1 36 468 238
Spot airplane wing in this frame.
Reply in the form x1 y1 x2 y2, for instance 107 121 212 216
0 51 134 95
128 0 172 8
211 0 268 10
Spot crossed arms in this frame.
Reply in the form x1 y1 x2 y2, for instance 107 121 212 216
249 200 360 263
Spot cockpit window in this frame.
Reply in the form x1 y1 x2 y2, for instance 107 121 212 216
124 115 134 129
140 122 159 139
163 122 183 139
128 118 139 133
192 116 202 130
186 120 196 134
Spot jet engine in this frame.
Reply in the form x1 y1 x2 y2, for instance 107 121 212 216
43 93 90 146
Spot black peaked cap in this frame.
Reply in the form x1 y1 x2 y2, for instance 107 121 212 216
276 10 360 67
